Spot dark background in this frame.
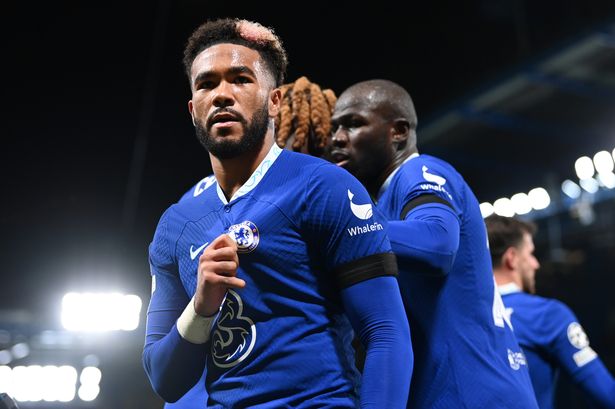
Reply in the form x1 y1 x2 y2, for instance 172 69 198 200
3 1 615 408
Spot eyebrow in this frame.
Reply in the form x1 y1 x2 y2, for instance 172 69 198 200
193 66 256 86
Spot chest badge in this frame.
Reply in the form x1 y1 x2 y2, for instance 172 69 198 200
227 221 259 253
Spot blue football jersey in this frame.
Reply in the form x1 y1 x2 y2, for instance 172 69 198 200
376 154 538 408
145 145 400 408
500 284 613 409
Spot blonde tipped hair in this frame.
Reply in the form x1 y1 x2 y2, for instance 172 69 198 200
275 76 337 155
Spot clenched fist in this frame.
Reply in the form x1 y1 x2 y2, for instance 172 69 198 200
194 233 246 316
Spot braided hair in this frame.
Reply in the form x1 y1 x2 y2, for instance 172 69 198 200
275 76 337 156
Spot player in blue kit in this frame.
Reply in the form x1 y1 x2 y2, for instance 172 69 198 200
164 76 339 409
142 18 412 408
486 214 615 409
329 79 539 408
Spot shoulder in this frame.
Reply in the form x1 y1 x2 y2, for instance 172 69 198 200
181 175 217 201
280 150 359 185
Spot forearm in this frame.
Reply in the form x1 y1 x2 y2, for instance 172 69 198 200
143 305 210 402
342 276 412 409
388 203 460 276
575 361 615 409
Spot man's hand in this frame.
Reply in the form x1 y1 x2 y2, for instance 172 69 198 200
194 233 245 316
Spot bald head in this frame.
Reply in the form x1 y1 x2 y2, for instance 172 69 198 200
339 79 417 128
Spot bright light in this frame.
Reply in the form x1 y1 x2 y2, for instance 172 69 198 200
62 292 142 331
80 367 102 386
479 202 494 218
593 150 614 174
528 187 550 210
78 384 100 401
6 365 77 402
575 156 594 180
598 172 615 189
10 343 29 360
493 197 515 217
580 178 599 193
561 179 581 199
0 365 12 393
510 193 532 215
0 350 11 365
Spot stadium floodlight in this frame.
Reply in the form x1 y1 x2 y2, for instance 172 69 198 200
574 156 594 180
593 150 614 174
493 197 515 217
4 365 77 403
597 172 615 189
528 187 550 210
479 202 494 218
61 292 142 332
510 193 531 215
561 179 581 199
579 177 599 193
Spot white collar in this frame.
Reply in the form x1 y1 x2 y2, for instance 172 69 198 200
498 282 522 295
377 152 419 200
216 143 283 204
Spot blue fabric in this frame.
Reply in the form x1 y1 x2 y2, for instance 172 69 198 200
341 276 412 409
387 203 460 276
376 154 538 409
503 290 615 409
143 150 410 408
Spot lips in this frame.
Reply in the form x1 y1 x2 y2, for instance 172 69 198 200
209 112 240 128
330 149 350 167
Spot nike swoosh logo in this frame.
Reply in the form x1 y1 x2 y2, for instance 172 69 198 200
189 242 209 260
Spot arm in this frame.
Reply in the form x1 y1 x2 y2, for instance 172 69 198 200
575 360 615 409
341 276 412 409
546 302 615 409
143 223 244 402
142 266 209 402
387 199 460 276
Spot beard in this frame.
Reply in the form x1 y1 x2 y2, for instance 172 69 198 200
195 104 270 160
521 272 536 294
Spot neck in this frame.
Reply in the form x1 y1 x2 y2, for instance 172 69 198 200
210 129 275 202
369 147 418 199
493 269 521 288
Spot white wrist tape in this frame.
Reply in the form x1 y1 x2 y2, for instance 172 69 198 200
176 296 219 344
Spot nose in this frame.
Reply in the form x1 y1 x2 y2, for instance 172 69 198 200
331 127 348 147
212 81 234 108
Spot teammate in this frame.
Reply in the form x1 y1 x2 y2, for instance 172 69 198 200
486 214 615 409
142 19 411 408
329 79 539 408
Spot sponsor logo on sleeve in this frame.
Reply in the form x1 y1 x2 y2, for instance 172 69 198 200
420 166 453 200
346 189 383 236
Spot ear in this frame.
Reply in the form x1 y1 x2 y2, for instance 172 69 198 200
268 87 282 118
391 119 411 144
503 247 517 271
188 100 196 126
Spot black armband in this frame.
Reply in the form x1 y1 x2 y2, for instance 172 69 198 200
400 194 454 220
333 253 398 289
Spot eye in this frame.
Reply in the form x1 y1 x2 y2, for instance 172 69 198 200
196 80 215 90
234 76 251 84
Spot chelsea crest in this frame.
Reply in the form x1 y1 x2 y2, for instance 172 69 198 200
227 221 259 253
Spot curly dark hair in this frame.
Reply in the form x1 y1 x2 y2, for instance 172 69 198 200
183 18 288 87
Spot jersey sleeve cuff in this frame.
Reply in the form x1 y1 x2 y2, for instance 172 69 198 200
176 296 219 344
